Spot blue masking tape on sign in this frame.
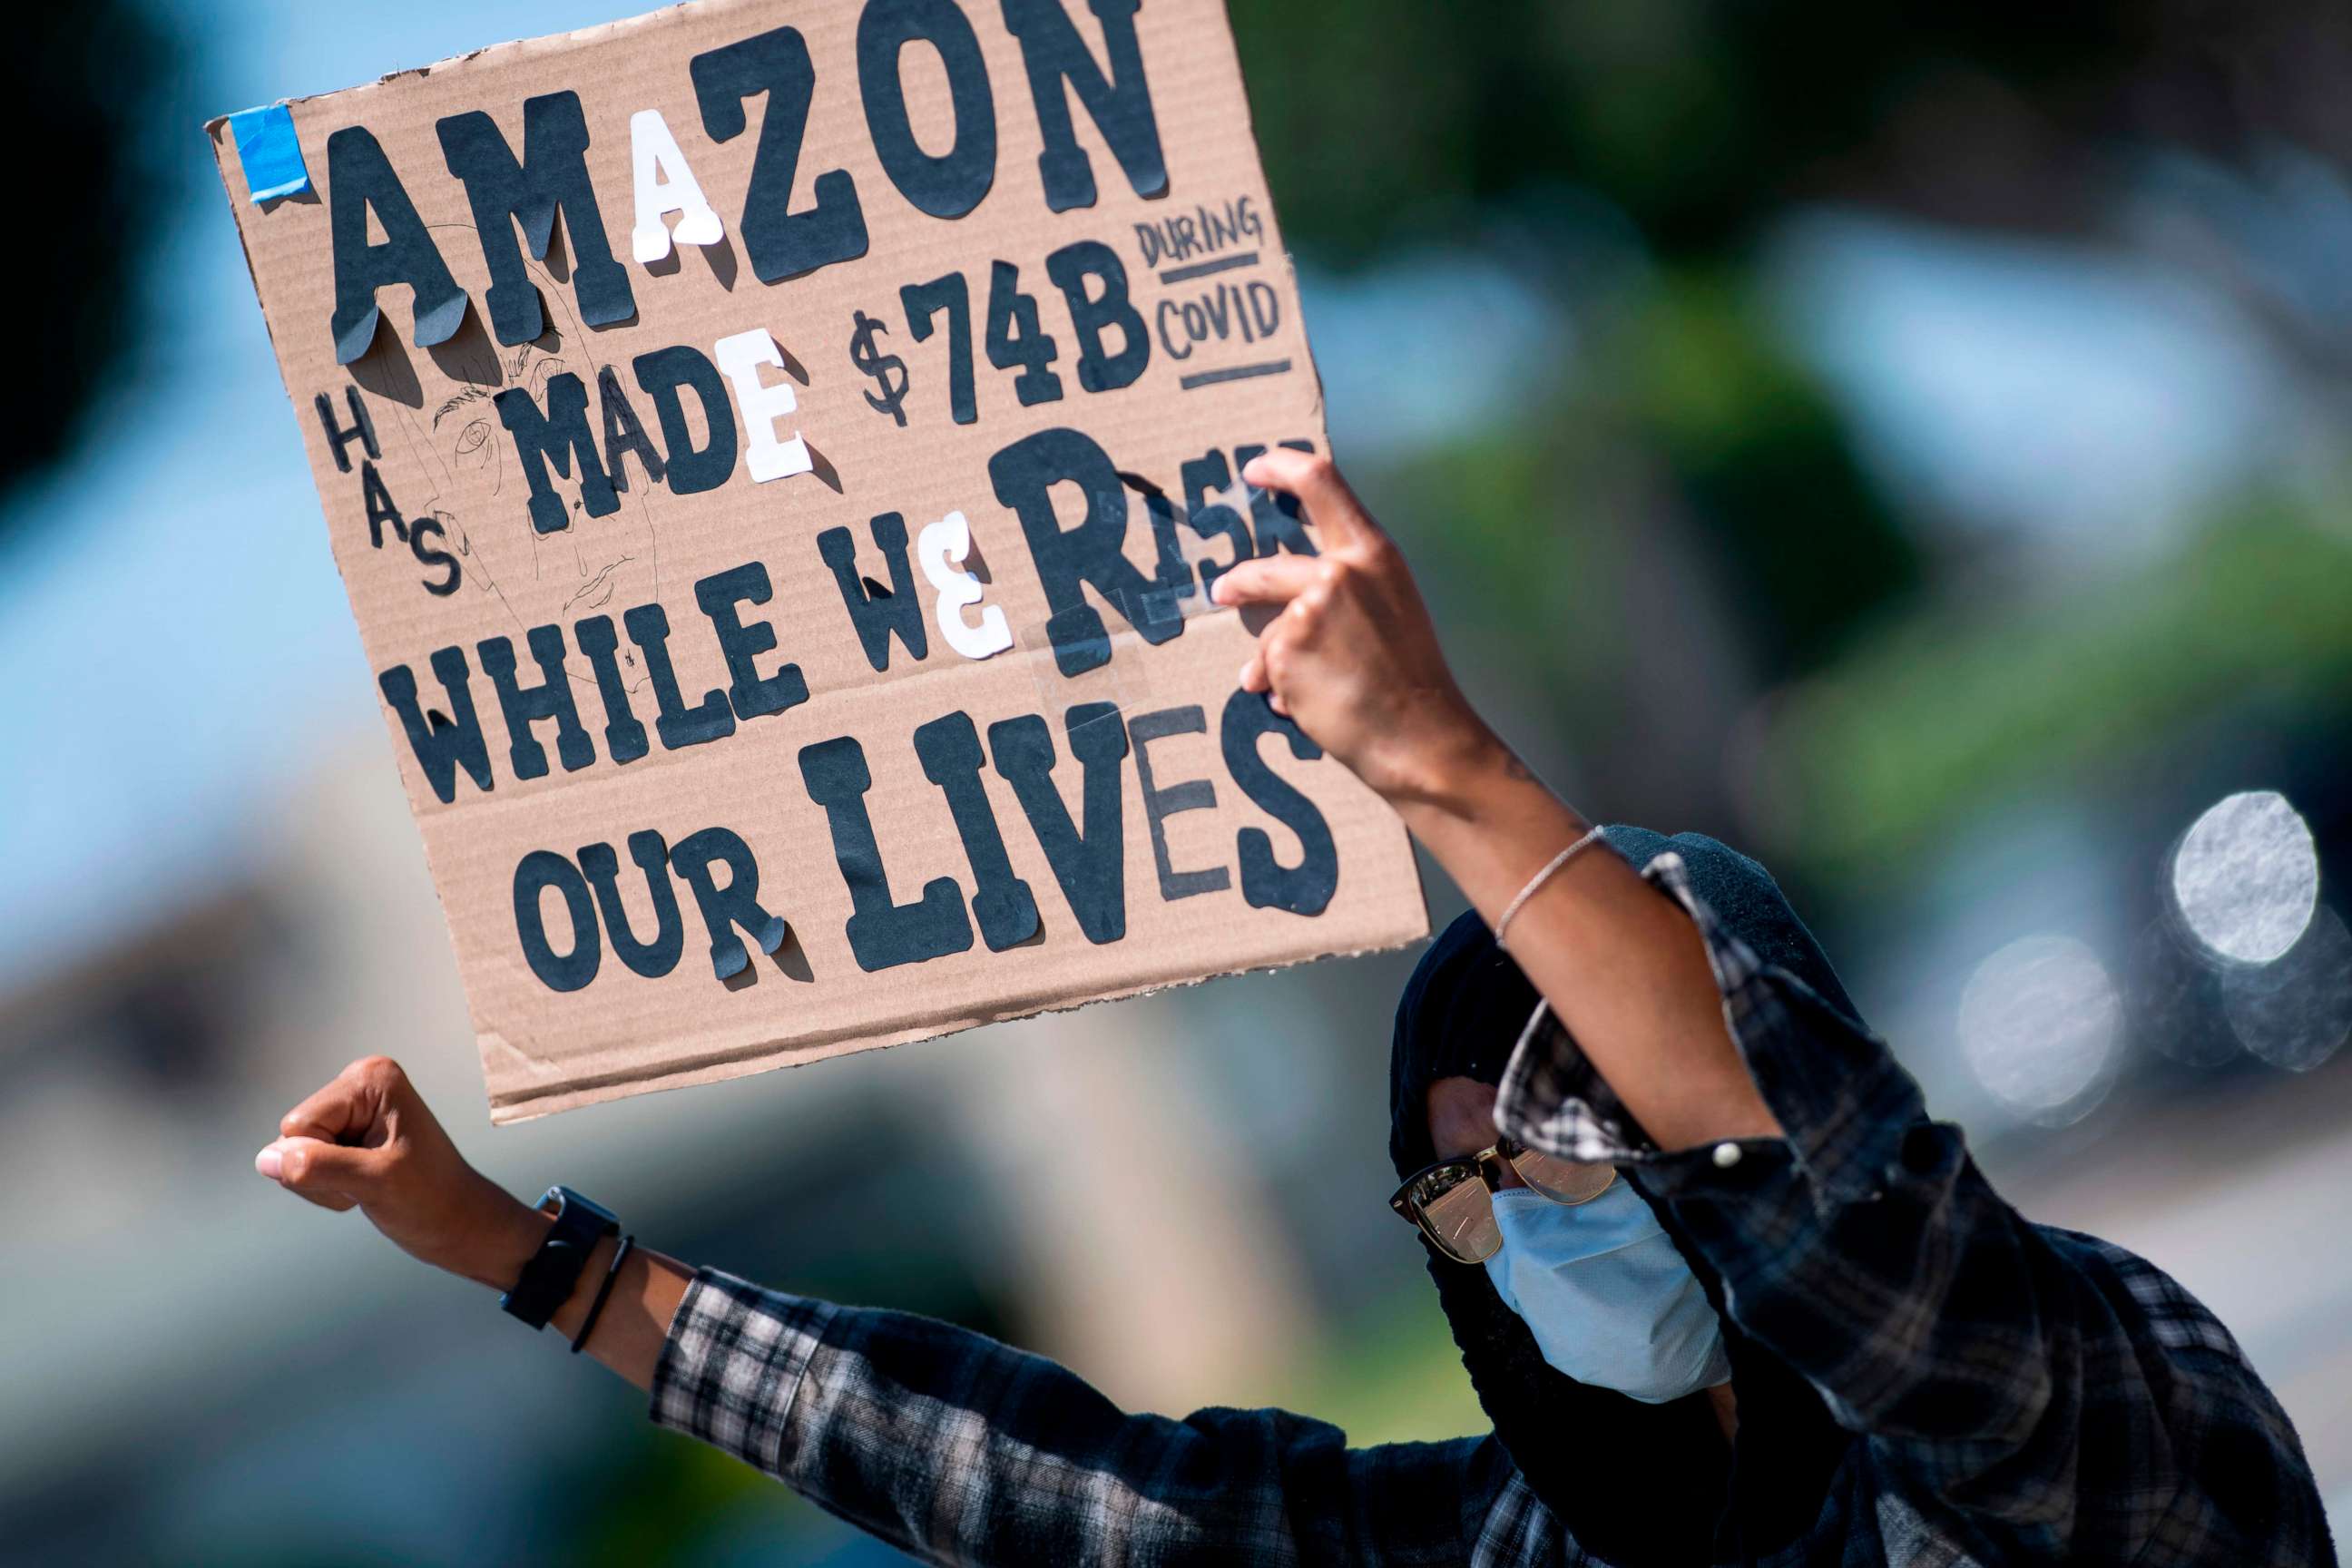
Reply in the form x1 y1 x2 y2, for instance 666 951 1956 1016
229 103 309 203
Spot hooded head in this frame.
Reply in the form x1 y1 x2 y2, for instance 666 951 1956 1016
1388 828 1853 1564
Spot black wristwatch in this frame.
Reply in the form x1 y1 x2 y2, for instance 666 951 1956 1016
500 1186 619 1330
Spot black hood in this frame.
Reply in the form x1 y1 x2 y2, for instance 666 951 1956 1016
1388 828 1856 1565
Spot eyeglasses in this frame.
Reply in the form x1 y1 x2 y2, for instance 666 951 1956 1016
1388 1138 1616 1264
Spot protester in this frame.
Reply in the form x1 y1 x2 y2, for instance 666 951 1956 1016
256 450 2335 1565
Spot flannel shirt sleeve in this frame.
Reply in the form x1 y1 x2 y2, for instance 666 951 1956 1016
649 1268 1485 1567
1493 851 2238 1548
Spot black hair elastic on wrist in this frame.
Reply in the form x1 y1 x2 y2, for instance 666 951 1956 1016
571 1234 634 1355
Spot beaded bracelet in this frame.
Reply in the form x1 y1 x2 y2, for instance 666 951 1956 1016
1493 825 1606 952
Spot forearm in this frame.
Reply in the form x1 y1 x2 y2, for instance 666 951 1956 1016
461 1190 692 1391
1393 730 1779 1151
1152 447 1774 1150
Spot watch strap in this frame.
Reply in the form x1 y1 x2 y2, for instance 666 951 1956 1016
500 1186 619 1330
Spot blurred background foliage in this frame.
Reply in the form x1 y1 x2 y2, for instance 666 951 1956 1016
3 0 2349 1561
1237 0 2352 259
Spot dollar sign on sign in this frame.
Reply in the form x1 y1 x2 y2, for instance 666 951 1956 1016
849 309 909 426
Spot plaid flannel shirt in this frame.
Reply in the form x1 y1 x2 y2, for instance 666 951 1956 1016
650 852 2333 1566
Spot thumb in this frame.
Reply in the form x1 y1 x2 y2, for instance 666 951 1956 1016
256 1136 384 1212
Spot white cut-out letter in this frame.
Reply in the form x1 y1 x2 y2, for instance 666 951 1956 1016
918 511 1013 661
713 328 813 483
630 109 724 264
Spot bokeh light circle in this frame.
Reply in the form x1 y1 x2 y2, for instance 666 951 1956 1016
1959 935 2121 1119
2220 906 2352 1073
2169 790 2319 964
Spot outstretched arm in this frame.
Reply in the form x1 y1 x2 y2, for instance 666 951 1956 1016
1213 455 2330 1562
1211 449 1779 1152
259 1055 688 1389
255 1056 1484 1567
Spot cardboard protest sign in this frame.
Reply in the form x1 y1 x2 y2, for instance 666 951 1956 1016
209 0 1428 1122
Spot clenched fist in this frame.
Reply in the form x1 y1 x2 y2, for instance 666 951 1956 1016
1212 451 1501 807
255 1056 542 1290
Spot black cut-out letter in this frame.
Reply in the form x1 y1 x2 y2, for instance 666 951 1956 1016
1240 439 1319 557
858 0 996 220
915 710 1038 951
478 624 594 779
1046 240 1148 393
436 92 634 346
691 26 869 283
597 365 666 492
798 736 973 971
573 614 651 764
900 272 975 425
1220 690 1337 916
326 125 468 365
818 514 928 671
579 832 686 978
987 426 1188 676
378 646 494 803
495 372 619 534
998 0 1166 211
632 345 739 496
669 826 789 981
695 562 808 722
622 603 736 750
1178 450 1250 597
514 849 600 993
987 702 1128 943
985 260 1063 406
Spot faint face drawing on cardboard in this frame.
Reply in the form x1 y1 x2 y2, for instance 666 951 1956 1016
389 242 663 688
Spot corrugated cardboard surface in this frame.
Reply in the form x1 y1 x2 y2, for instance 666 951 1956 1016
210 0 1428 1122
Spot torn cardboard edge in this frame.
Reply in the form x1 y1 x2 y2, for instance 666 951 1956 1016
485 909 1430 1122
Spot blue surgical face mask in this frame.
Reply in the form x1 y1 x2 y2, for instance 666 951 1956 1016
1481 1181 1731 1404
